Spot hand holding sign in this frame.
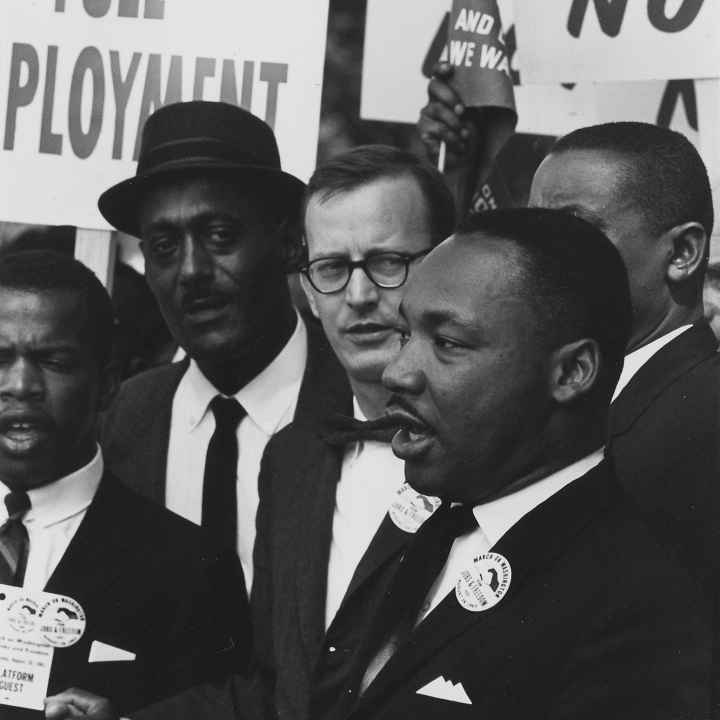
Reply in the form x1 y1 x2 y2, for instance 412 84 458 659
427 0 516 214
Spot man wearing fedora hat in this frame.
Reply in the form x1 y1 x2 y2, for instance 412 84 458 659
98 101 348 591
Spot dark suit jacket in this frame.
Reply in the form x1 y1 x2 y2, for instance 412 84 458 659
251 379 423 720
609 322 720 591
2 474 250 720
340 461 712 720
135 462 713 720
100 315 346 503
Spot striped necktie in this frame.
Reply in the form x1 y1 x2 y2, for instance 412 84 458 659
0 491 30 586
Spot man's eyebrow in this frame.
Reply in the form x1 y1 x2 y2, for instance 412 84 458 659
144 211 239 231
421 308 473 328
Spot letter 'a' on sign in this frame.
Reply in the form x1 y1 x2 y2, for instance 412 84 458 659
0 0 329 230
515 0 720 84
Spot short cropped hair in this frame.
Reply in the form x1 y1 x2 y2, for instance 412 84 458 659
458 208 633 395
0 251 115 370
551 122 713 237
304 144 456 251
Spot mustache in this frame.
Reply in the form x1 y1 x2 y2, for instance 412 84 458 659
384 395 432 431
179 284 232 310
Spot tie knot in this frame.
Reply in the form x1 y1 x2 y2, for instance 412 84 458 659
433 503 477 539
210 396 246 429
4 491 30 520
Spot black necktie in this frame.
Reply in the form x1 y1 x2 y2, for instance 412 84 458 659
312 503 477 718
364 503 477 653
321 413 399 447
0 491 30 586
202 396 246 550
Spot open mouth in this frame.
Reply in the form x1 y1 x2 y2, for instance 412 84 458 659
0 416 50 454
384 404 436 460
344 322 394 344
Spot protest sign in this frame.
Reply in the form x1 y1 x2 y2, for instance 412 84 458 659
515 1 720 84
437 0 516 211
442 0 515 114
0 0 330 229
361 0 705 141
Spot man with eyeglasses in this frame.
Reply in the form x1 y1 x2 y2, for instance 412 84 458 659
249 144 456 720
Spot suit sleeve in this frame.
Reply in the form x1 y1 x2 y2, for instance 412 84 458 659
248 441 279 712
549 584 712 719
147 546 253 702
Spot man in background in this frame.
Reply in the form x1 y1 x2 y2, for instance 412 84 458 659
253 145 455 720
99 101 346 590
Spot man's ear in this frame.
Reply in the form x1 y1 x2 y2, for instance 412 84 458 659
665 222 707 284
549 338 601 404
299 273 320 319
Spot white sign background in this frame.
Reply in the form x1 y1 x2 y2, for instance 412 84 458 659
516 0 720 85
0 0 330 229
361 0 701 140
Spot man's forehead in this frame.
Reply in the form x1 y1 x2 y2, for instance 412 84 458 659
0 288 86 339
404 239 525 318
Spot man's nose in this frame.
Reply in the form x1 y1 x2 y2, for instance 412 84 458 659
344 265 380 310
382 338 424 396
179 235 213 283
0 358 44 402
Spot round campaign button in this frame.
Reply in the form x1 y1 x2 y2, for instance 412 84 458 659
388 482 442 533
455 552 511 612
38 595 86 647
7 597 39 634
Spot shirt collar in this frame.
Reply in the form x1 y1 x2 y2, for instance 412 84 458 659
177 312 308 436
472 448 605 549
0 446 103 529
345 397 367 461
612 325 693 402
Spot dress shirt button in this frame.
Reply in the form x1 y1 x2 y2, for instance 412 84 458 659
328 646 337 653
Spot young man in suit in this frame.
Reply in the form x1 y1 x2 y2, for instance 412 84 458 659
252 145 456 720
97 101 347 590
420 87 720 595
0 251 249 719
313 208 712 719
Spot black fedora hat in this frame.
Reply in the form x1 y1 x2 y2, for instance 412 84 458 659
98 101 306 237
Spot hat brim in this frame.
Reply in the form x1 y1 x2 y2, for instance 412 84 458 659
98 161 307 238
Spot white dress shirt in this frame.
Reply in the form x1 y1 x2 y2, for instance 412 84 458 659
612 325 692 402
418 448 606 622
325 398 406 630
166 313 307 592
0 446 103 590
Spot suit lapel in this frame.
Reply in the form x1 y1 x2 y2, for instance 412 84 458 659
341 514 411 604
108 361 186 503
294 315 352 427
611 323 717 436
294 433 345 663
354 462 620 714
45 475 134 600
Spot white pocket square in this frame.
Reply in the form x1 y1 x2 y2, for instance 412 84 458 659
416 676 471 705
88 640 136 663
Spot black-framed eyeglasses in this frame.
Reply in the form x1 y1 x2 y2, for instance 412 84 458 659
302 250 430 294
